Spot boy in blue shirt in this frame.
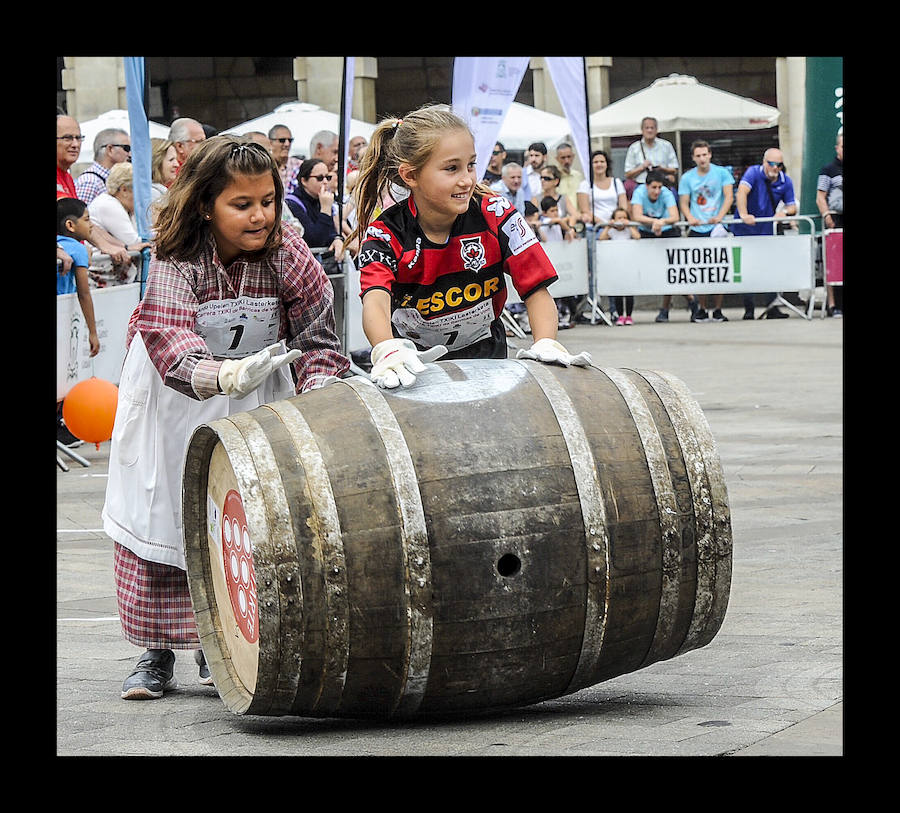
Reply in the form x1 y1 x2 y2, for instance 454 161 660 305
57 198 100 356
678 140 734 322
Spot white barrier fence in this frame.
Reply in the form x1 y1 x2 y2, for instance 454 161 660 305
510 215 818 309
592 232 813 295
56 216 826 397
57 282 140 401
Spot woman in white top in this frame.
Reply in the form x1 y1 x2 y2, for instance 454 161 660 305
87 162 152 283
576 150 628 227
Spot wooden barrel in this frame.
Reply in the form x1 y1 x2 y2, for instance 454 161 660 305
183 359 732 718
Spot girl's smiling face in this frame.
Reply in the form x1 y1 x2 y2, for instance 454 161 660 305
208 172 277 264
401 128 477 229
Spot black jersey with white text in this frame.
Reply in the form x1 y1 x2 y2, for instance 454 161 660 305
357 193 557 357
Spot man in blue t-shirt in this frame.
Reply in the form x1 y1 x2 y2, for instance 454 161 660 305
633 171 700 324
631 170 679 236
731 148 797 318
679 140 735 322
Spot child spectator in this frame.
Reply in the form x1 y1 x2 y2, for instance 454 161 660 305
57 198 100 356
597 207 640 325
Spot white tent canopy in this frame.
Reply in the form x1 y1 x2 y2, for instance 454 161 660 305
76 109 171 166
589 74 780 137
496 102 573 152
222 102 376 159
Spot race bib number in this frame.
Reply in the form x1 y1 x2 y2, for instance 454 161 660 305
391 299 494 350
194 296 281 359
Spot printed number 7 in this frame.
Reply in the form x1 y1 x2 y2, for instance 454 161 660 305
228 324 244 350
443 330 458 346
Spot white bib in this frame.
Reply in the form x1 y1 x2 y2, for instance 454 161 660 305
391 298 494 352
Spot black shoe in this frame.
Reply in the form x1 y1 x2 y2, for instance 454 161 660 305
121 649 177 700
742 310 754 320
691 308 709 323
765 307 789 319
711 309 728 322
655 309 669 323
195 649 214 686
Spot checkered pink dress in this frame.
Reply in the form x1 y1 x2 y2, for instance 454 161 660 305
112 225 349 649
115 543 200 648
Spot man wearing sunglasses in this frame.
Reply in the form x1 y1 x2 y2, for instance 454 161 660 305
74 128 132 205
731 147 797 318
267 124 303 197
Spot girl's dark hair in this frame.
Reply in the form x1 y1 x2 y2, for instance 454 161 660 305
57 197 87 235
153 135 283 261
349 104 493 245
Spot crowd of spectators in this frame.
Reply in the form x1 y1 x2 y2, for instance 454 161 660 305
485 115 842 328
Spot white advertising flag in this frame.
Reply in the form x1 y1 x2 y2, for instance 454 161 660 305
451 57 530 179
544 57 590 179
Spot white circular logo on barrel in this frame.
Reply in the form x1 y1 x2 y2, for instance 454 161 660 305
222 490 259 643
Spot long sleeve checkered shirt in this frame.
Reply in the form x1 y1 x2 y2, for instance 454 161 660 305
73 162 111 206
126 225 349 399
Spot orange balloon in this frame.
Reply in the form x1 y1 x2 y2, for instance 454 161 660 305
62 377 119 449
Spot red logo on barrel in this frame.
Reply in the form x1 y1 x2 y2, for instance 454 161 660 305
221 490 259 643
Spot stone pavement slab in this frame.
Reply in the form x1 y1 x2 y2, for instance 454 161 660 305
56 309 842 756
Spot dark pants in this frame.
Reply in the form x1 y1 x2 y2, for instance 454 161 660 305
615 296 634 316
639 228 679 239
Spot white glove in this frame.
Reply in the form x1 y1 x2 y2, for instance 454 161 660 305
218 343 303 399
516 337 592 368
369 338 447 389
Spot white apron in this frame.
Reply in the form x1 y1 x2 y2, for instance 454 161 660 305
102 294 294 570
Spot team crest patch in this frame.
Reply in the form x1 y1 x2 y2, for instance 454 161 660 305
460 236 486 272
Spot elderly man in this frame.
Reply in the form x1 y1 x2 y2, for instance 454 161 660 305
310 129 338 173
731 147 798 319
268 123 302 196
56 114 129 265
624 117 679 191
490 162 528 214
75 128 131 205
169 117 207 171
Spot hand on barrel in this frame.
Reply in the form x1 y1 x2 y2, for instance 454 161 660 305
516 338 593 368
369 339 447 388
218 343 303 399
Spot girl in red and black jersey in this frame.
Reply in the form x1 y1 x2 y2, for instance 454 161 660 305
349 105 592 389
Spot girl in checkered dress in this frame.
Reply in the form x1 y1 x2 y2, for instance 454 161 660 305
103 136 349 699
